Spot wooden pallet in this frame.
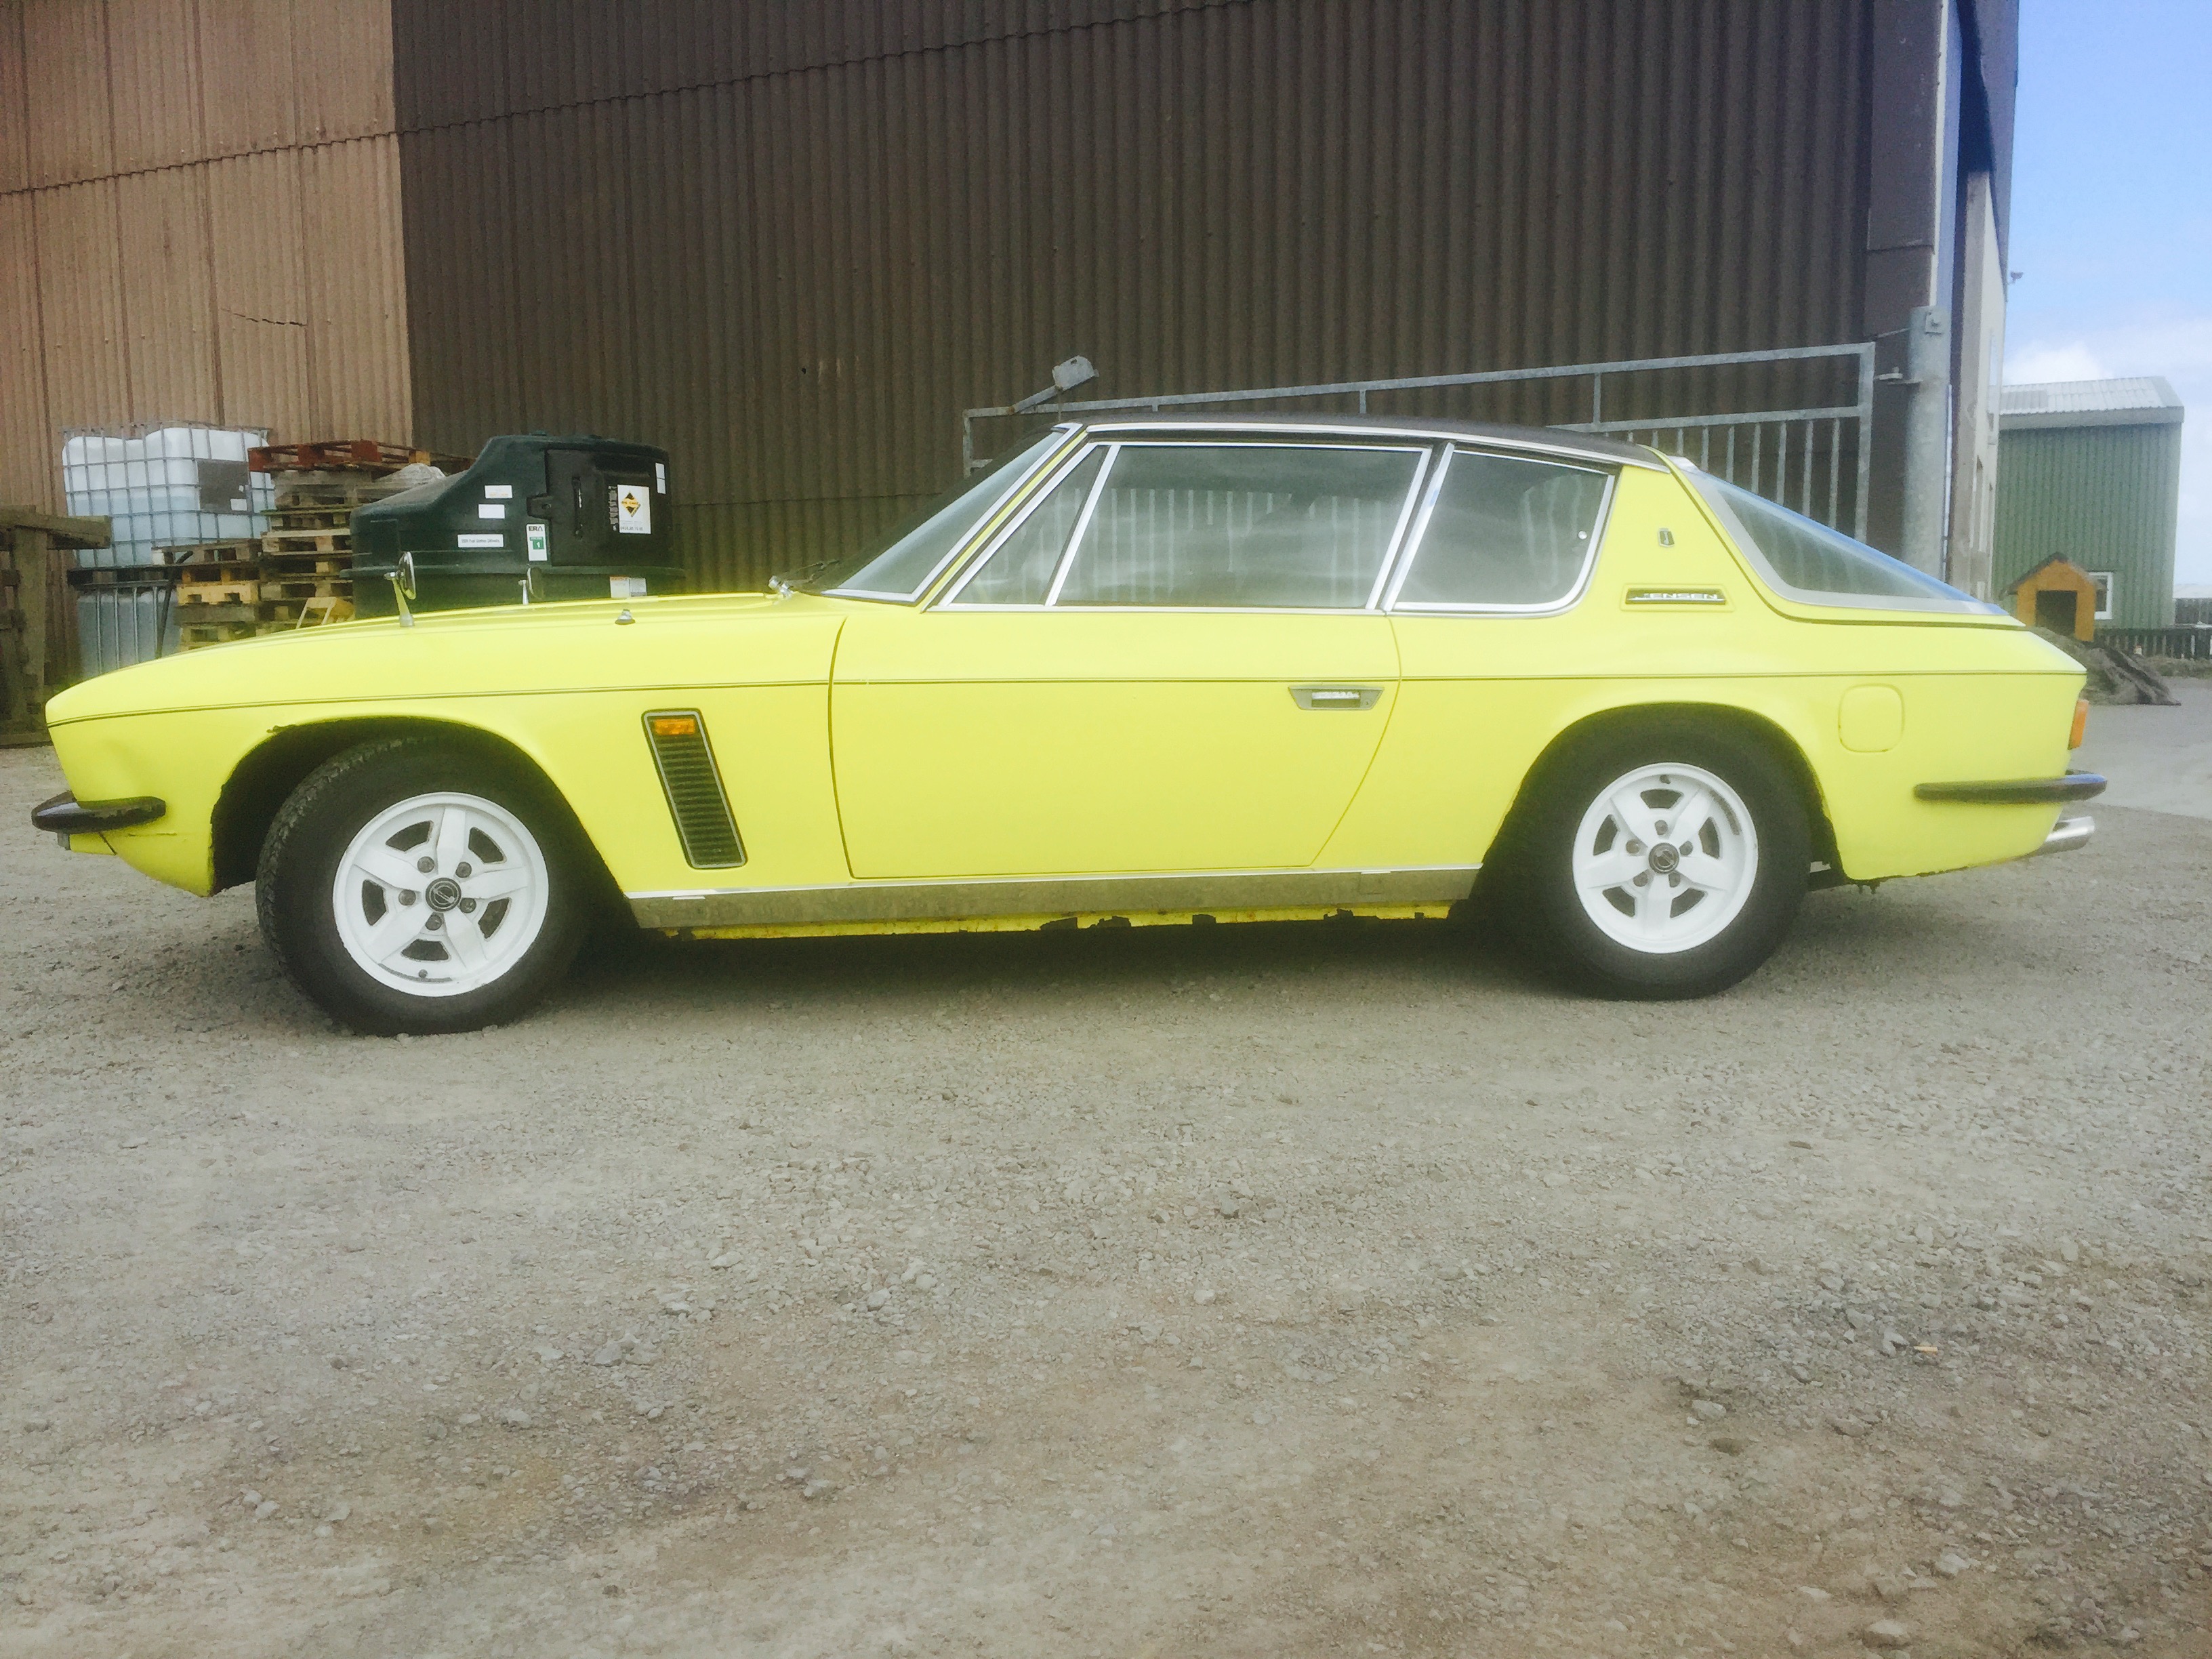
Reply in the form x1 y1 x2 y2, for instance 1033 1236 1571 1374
272 475 417 510
266 505 355 531
260 575 352 602
178 598 259 622
176 581 259 607
263 529 350 555
261 551 351 577
250 439 464 475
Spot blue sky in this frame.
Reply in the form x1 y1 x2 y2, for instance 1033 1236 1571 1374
2004 0 2212 590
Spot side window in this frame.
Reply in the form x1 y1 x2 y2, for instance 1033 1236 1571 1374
1051 443 1424 609
946 449 1105 606
1391 449 1611 609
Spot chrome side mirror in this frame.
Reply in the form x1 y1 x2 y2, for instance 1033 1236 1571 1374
389 551 419 628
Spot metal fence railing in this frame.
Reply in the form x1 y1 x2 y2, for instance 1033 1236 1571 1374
965 343 1879 539
2099 626 2212 662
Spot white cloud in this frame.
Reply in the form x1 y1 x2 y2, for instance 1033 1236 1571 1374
2005 340 2108 382
2003 311 2212 589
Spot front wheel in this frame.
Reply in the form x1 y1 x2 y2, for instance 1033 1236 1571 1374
1498 724 1809 998
256 737 588 1033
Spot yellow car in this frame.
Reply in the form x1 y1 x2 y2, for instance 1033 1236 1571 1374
34 416 2102 1033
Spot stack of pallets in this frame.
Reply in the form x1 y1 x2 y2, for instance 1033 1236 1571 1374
164 539 268 649
167 441 462 649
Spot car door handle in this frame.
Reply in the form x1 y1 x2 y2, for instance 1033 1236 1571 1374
1289 685 1383 711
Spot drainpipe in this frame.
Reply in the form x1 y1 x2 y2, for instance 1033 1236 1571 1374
1899 306 1952 577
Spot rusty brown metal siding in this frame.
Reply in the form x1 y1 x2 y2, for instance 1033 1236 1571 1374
0 0 410 514
394 0 1881 593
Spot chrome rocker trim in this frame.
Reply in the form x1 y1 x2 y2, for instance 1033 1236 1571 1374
626 865 1481 930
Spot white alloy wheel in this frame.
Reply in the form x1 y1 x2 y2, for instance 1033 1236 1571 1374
330 791 551 997
1569 762 1759 955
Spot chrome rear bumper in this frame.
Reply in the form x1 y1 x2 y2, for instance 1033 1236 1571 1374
2030 815 2095 857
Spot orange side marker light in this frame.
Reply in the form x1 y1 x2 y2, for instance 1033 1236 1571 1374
2068 697 2088 750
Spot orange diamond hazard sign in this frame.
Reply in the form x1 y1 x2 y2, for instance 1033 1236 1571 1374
615 486 651 535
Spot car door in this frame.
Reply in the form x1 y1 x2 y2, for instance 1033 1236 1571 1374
829 435 1429 880
1326 443 1624 870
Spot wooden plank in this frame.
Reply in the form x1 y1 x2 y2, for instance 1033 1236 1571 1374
17 527 47 713
260 576 352 602
0 508 110 548
262 529 351 554
176 581 258 607
250 438 463 474
260 552 352 575
265 506 355 529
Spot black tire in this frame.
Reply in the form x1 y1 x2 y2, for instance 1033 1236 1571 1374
1492 719 1810 999
255 737 588 1034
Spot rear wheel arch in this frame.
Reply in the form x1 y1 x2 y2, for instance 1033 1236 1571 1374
1490 701 1837 872
211 717 617 904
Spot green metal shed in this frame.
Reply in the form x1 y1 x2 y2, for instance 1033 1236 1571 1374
1992 377 2185 629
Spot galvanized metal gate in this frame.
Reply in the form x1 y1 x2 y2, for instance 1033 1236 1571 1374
966 344 1877 540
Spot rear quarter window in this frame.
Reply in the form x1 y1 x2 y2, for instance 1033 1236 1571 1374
1689 470 1999 615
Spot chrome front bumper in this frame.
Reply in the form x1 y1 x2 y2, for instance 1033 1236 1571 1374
2030 815 2095 857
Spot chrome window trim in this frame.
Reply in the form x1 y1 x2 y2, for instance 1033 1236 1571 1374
924 442 1425 619
1361 446 1435 610
826 424 1082 605
1681 464 2002 617
1379 447 1618 616
937 440 1115 608
1076 415 1668 472
1373 445 1456 609
1041 442 1121 606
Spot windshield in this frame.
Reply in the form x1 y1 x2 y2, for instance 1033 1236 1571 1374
1687 470 1999 615
782 430 1070 600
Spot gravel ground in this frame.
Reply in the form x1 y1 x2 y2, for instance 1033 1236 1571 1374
3 733 2209 1659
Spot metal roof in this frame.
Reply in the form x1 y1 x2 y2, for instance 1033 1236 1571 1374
2001 377 2185 430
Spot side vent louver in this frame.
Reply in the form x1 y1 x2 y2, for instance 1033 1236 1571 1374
642 710 745 868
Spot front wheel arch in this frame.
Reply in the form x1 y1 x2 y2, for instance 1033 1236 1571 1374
212 716 620 911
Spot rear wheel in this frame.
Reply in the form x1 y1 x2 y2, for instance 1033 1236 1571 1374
257 737 587 1033
1497 723 1809 998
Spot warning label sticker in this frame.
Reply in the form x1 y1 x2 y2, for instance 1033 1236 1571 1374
525 521 549 562
615 487 651 535
457 533 504 549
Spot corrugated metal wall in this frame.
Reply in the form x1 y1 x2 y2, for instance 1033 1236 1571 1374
1992 422 2184 630
0 0 411 517
395 0 1877 592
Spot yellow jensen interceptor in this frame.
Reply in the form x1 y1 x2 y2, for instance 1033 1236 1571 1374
33 416 2102 1033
